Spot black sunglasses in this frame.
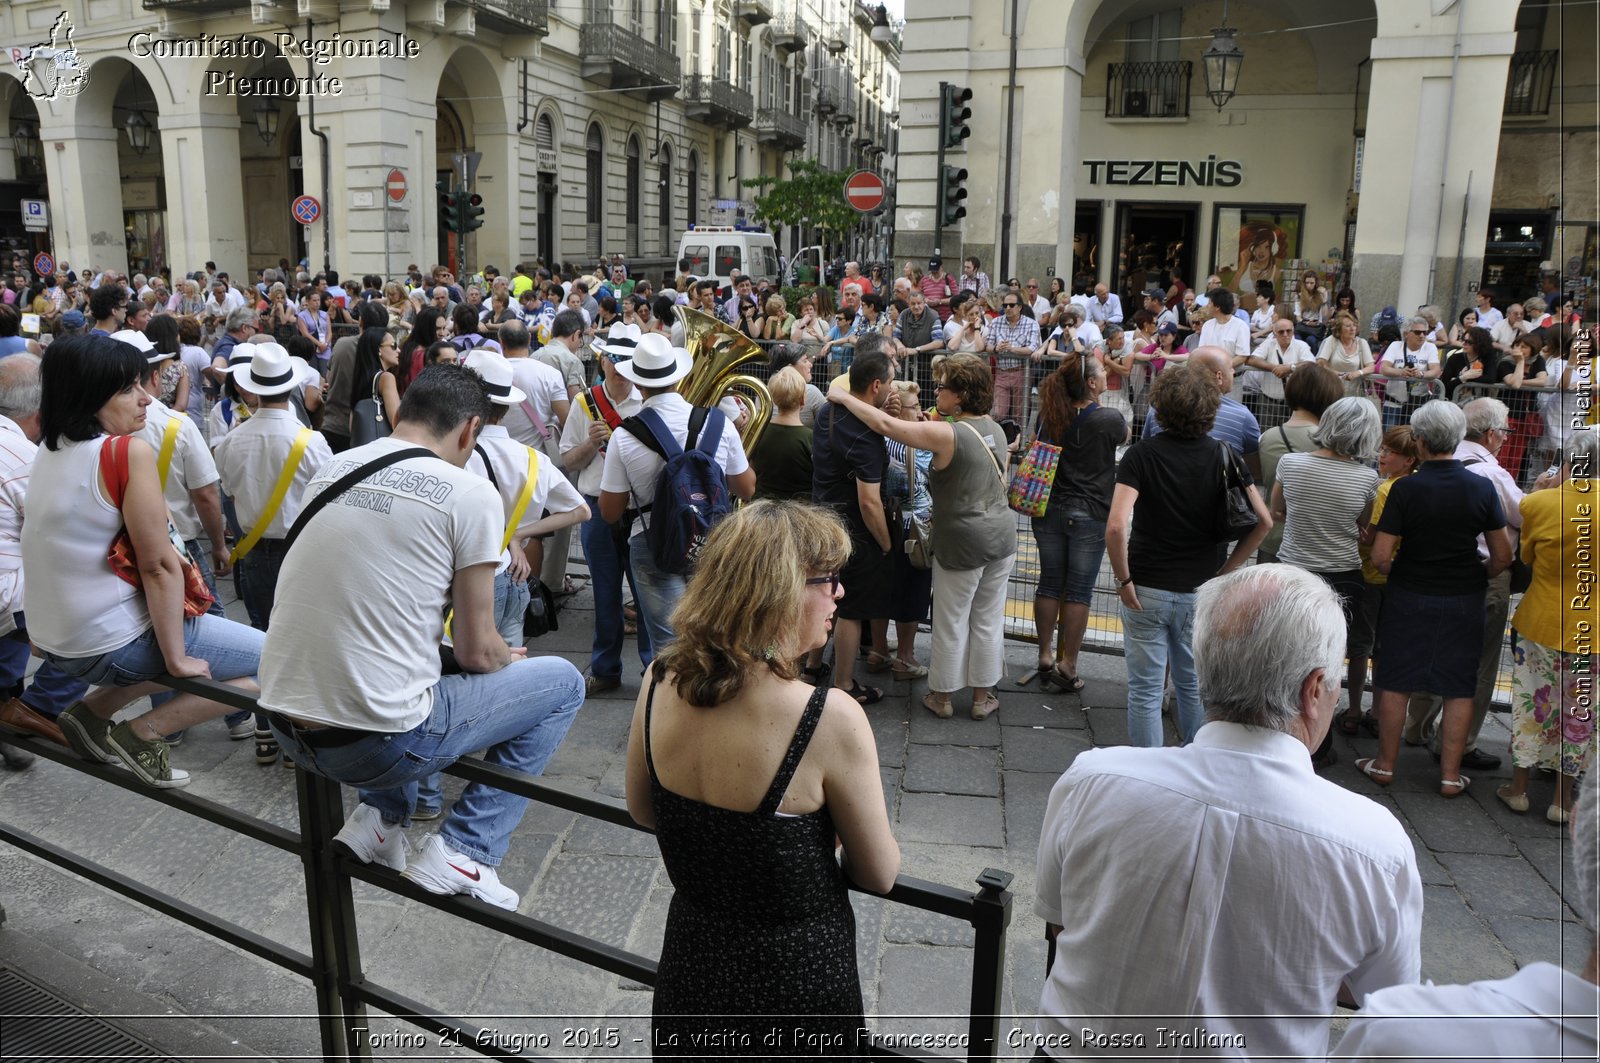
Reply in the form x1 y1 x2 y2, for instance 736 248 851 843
1003 302 1019 308
805 573 841 595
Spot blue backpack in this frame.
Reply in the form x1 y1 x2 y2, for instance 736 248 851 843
621 406 731 575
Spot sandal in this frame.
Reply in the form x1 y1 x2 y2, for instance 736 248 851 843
971 694 1000 721
843 681 884 706
623 601 638 623
891 657 928 680
1354 757 1393 786
921 692 953 719
801 662 831 685
864 651 894 674
1336 711 1361 736
1439 774 1472 798
1039 666 1085 693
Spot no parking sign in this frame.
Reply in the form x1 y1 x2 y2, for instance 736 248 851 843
291 195 321 226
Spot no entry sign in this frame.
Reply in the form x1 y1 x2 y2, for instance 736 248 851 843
291 194 322 226
386 169 407 203
844 170 886 214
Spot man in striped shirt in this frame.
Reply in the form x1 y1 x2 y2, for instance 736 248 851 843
986 293 1041 422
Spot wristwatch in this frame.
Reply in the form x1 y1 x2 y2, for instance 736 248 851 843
1116 576 1133 588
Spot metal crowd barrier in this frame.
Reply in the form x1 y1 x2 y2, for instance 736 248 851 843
0 675 1015 1063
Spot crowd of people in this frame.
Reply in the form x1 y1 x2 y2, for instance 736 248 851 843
0 250 1594 1057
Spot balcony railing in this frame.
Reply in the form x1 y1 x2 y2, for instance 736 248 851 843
460 0 549 36
733 0 773 27
142 0 249 9
822 18 847 54
579 23 680 99
816 81 841 115
1104 60 1192 118
753 106 808 150
683 74 756 129
769 10 809 54
852 0 875 29
1504 49 1558 116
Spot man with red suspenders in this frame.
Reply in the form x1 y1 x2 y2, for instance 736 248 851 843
559 324 647 694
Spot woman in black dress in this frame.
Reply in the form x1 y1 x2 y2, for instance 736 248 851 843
625 501 900 1059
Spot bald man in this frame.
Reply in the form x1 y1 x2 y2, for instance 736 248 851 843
1142 346 1263 481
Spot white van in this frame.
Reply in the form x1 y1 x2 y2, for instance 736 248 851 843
677 226 781 290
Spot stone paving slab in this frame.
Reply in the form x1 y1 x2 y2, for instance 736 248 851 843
1485 914 1592 974
896 793 1005 848
1514 837 1586 920
1390 791 1521 856
1418 884 1520 986
999 725 1093 776
907 707 1001 746
903 744 1000 797
1441 852 1576 921
993 695 1089 729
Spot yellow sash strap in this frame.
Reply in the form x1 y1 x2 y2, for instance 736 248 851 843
446 445 540 638
229 428 313 564
156 416 181 490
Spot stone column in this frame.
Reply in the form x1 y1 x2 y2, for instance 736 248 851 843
38 120 125 277
158 110 248 280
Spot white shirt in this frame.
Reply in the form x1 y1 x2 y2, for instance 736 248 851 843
560 381 644 497
1073 320 1103 350
1491 317 1531 350
0 416 35 632
1543 356 1592 447
500 354 569 452
1333 962 1598 1063
1475 305 1505 332
1198 314 1252 363
213 407 334 540
599 391 750 539
1245 335 1315 399
1378 340 1440 403
1455 437 1524 560
1031 295 1052 318
140 397 220 541
466 424 586 570
1086 292 1122 325
1034 722 1422 1060
258 438 503 732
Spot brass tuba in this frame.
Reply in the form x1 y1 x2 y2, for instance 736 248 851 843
676 306 773 454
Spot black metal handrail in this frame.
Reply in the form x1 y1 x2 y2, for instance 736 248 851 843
1504 49 1558 116
1104 60 1192 118
1 672 1014 1061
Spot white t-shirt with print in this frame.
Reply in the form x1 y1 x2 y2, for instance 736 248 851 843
1378 340 1439 402
258 438 503 732
467 424 587 571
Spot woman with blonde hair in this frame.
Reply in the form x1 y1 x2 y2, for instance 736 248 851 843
748 366 814 501
1315 310 1375 396
761 294 794 342
626 500 899 1053
265 282 297 343
945 298 986 353
1292 271 1328 345
790 295 828 353
828 354 1016 719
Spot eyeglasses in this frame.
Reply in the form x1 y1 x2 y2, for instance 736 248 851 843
1026 283 1039 289
805 573 841 595
1273 327 1293 334
1003 302 1019 308
1409 329 1427 335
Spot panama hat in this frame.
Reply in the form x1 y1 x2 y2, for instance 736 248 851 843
614 332 692 389
462 347 527 407
598 321 644 362
109 328 164 363
229 342 302 397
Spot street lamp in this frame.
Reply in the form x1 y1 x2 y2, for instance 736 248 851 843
11 121 40 169
253 97 281 145
868 4 892 43
124 110 152 156
1202 4 1244 111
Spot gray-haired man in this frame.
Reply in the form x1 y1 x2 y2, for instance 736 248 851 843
1033 565 1421 1061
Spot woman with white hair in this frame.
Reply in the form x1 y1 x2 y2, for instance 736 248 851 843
1362 400 1513 796
1497 428 1600 823
1270 396 1382 768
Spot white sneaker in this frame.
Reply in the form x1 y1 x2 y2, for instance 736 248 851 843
226 717 256 740
331 803 408 871
402 834 519 911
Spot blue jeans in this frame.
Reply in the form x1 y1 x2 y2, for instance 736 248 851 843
1032 505 1106 605
582 499 651 678
0 614 88 717
44 613 262 689
1121 584 1204 748
271 656 584 865
493 569 532 645
629 532 684 659
238 539 290 633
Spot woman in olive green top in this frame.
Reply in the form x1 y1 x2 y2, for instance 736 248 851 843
749 366 814 501
827 354 1017 720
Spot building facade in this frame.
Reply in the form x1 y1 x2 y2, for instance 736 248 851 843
894 0 1596 319
0 0 899 282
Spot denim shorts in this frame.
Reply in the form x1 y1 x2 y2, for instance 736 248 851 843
44 614 264 688
1032 504 1106 605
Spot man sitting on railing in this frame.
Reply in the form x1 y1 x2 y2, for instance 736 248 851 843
258 365 585 912
1032 565 1421 1060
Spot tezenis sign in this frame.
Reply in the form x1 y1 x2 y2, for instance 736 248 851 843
1082 155 1243 187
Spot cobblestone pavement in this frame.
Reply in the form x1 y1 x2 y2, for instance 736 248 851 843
0 577 1586 1061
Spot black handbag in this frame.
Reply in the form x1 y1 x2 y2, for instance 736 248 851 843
523 578 560 638
1214 441 1259 543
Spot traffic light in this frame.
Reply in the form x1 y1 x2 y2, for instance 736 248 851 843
940 83 972 150
438 178 461 233
462 191 485 234
939 165 968 226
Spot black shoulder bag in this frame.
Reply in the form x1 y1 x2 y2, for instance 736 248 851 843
1214 440 1259 543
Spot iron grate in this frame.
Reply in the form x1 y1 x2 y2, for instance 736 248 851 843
0 966 176 1061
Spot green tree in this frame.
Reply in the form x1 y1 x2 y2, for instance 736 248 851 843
741 159 860 237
